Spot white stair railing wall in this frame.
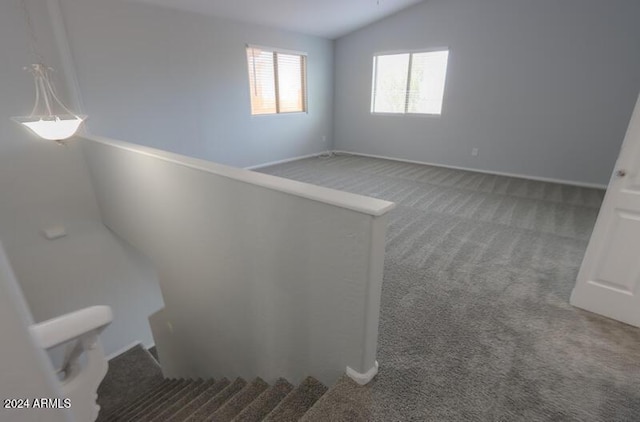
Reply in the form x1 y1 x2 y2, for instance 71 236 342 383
81 134 395 386
30 305 113 422
0 242 113 422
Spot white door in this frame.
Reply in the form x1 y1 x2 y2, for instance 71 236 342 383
571 93 640 327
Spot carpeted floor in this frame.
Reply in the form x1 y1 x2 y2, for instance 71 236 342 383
258 154 640 421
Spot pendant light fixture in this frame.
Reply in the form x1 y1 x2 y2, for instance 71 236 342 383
11 0 86 143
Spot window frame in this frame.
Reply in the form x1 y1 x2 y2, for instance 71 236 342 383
370 47 449 117
246 44 308 116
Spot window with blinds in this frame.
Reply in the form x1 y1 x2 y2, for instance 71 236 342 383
246 46 307 115
371 50 449 115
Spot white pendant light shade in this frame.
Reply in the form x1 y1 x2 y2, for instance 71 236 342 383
12 64 86 142
13 115 85 141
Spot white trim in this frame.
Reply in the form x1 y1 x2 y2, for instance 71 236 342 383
373 47 449 56
82 135 395 217
106 341 142 361
346 361 379 385
143 342 161 367
250 111 309 118
333 150 607 190
106 340 158 366
369 111 442 118
245 151 330 170
246 44 307 57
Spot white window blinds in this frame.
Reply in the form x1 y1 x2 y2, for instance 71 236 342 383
247 46 307 115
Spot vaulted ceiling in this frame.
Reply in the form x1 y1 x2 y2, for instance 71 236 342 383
127 0 424 39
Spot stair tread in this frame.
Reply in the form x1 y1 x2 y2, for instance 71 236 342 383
97 345 163 420
184 378 247 422
105 379 180 422
150 379 215 422
206 378 269 422
109 379 189 421
262 377 327 422
168 378 231 422
140 379 205 421
299 375 371 422
100 373 330 422
126 379 194 421
232 378 294 422
99 378 172 421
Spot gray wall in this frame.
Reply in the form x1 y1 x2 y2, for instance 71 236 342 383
0 0 163 357
334 0 640 186
59 0 334 168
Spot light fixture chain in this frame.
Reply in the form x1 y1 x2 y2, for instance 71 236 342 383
18 0 45 64
29 74 40 116
43 68 77 116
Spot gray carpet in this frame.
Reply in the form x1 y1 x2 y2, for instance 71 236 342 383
258 154 640 421
262 377 328 422
97 344 163 418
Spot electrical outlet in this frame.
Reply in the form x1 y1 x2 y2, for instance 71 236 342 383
471 148 479 157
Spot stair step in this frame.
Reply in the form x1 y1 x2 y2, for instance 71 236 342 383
97 344 163 420
262 377 327 422
232 378 294 422
106 379 183 422
150 379 215 421
167 378 231 422
184 378 247 422
140 379 205 421
109 379 189 421
126 379 195 421
299 375 370 422
98 378 171 421
206 378 269 422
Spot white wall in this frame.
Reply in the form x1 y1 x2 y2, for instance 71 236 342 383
82 135 393 385
0 243 72 422
59 0 334 168
334 0 640 186
0 0 163 357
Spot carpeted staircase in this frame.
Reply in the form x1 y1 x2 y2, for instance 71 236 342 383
100 375 328 422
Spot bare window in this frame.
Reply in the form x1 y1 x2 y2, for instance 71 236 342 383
371 50 449 115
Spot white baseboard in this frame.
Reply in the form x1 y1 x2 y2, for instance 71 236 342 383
245 151 331 170
333 150 608 190
106 340 155 361
106 341 141 360
346 361 379 385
